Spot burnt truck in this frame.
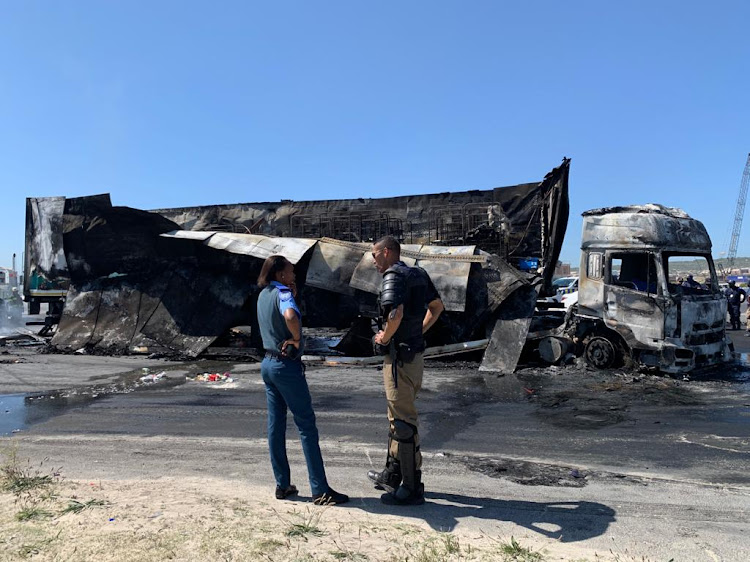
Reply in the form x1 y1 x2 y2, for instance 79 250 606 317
565 204 731 374
23 161 733 375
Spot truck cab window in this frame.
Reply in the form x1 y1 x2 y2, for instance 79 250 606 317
610 253 658 294
664 254 716 295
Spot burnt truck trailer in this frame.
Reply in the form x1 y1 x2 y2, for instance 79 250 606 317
24 160 570 367
568 204 731 373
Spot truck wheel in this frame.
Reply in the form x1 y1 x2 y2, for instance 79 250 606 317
584 336 617 369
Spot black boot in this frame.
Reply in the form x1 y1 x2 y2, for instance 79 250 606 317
381 471 424 506
367 456 401 494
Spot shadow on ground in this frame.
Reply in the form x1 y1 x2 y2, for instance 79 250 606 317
354 491 616 541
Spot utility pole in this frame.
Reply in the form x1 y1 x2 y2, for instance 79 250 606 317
727 153 750 269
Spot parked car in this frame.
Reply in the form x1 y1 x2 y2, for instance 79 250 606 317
547 276 578 303
561 289 578 310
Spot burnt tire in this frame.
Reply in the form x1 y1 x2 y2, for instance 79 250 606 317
584 336 618 369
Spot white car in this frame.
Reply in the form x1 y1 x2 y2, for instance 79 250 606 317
548 277 578 304
561 289 578 310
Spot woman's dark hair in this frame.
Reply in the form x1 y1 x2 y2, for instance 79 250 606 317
258 255 291 288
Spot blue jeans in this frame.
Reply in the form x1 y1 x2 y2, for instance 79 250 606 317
261 356 329 495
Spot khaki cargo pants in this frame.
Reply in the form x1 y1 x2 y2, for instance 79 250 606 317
383 352 423 469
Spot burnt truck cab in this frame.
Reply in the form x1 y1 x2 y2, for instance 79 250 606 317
575 204 731 373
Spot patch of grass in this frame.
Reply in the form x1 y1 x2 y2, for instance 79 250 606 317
275 507 327 539
15 506 54 521
329 531 369 561
402 534 464 562
442 533 460 554
0 444 56 495
286 521 326 538
61 498 109 514
499 536 544 561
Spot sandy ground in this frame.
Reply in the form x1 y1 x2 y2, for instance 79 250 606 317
0 470 617 562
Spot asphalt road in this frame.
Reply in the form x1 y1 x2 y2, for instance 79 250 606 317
1 330 749 560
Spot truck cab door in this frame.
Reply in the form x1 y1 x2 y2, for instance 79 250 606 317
603 252 665 344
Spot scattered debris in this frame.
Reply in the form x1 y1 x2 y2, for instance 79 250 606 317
191 372 234 383
139 371 167 383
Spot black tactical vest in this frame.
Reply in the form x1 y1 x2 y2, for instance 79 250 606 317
379 261 429 351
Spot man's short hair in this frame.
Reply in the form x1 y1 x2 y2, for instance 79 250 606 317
375 235 400 256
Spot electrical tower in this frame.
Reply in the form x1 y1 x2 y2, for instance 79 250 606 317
727 153 750 268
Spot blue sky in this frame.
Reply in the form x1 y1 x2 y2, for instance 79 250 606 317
1 1 748 271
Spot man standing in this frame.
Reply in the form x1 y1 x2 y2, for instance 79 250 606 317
682 275 700 290
724 280 746 330
7 287 23 322
368 235 444 505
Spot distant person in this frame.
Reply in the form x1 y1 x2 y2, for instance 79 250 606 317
724 280 746 330
682 275 700 289
256 255 348 505
7 288 23 321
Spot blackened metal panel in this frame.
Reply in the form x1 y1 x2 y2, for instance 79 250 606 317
87 283 144 353
164 273 254 355
53 196 255 358
581 206 712 252
161 230 215 241
478 317 532 373
50 284 101 350
129 273 173 350
479 285 538 372
204 233 317 264
160 231 318 264
416 245 476 313
483 255 532 312
137 267 217 356
151 159 569 266
349 253 383 294
24 197 70 299
306 242 362 295
541 158 570 293
62 194 179 283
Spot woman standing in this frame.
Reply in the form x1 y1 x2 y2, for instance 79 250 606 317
256 255 349 505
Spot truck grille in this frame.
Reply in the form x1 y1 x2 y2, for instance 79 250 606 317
687 331 724 346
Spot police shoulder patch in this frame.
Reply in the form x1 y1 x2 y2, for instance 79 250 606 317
279 289 293 302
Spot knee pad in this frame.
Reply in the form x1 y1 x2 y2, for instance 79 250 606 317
392 420 416 442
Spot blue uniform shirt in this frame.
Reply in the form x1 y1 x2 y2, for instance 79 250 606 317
271 281 300 318
257 281 303 354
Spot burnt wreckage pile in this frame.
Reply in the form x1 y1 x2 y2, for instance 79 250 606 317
30 159 570 371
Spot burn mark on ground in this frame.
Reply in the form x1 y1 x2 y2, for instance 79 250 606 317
456 453 647 488
312 393 354 411
512 364 713 429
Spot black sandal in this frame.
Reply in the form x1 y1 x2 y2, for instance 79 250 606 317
275 484 298 500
